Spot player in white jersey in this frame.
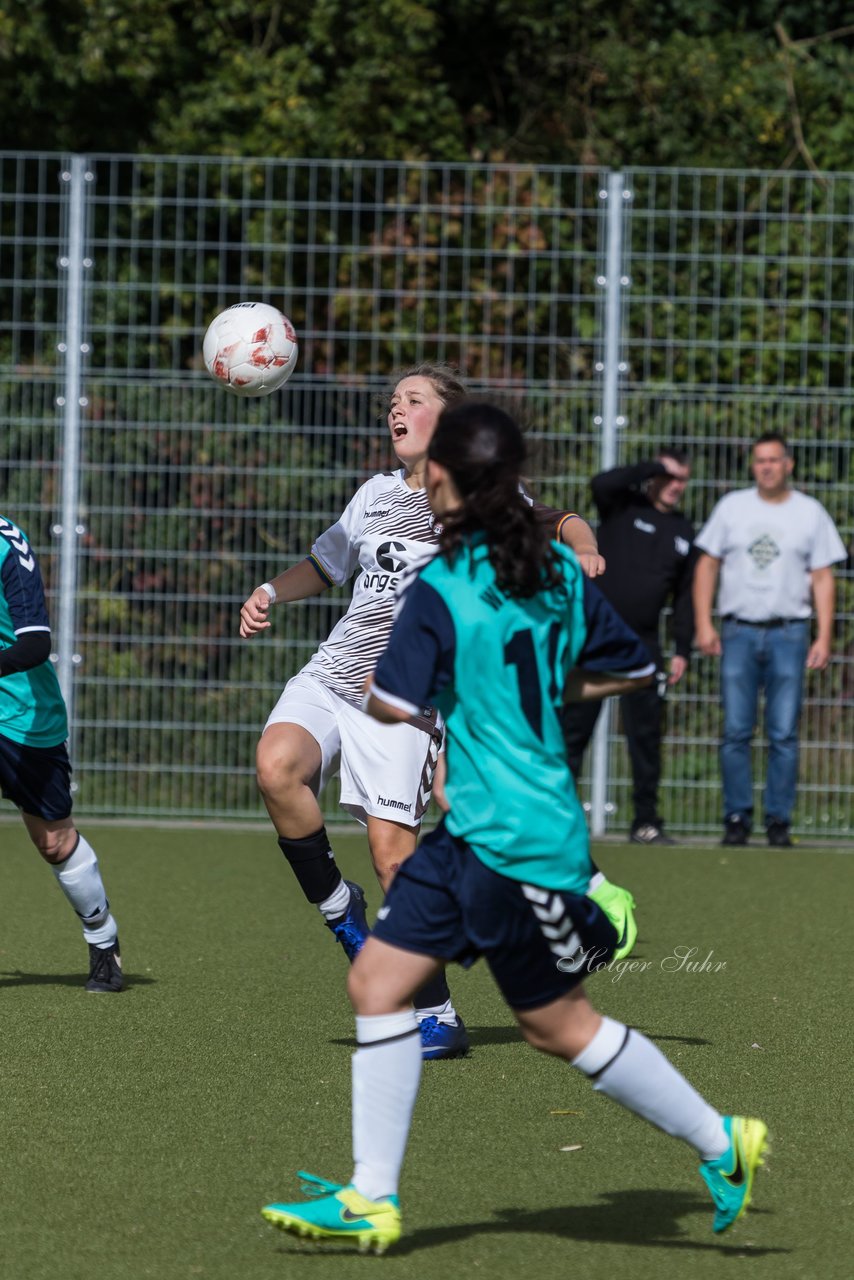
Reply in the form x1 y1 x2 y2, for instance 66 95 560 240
239 365 606 1059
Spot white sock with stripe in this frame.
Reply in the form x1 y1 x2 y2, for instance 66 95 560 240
572 1016 728 1161
51 834 118 948
351 1011 422 1201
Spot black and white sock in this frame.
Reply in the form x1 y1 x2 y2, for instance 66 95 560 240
351 1011 422 1201
413 970 458 1024
572 1016 728 1161
277 827 343 911
51 834 118 948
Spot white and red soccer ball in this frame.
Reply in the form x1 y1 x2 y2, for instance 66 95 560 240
202 302 298 397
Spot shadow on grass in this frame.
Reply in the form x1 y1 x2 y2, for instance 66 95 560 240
331 1024 712 1050
399 1192 782 1256
273 1189 783 1258
328 1024 528 1051
639 1031 713 1047
0 970 155 989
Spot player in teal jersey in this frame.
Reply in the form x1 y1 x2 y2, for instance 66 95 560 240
260 404 767 1253
0 515 123 992
239 363 618 1060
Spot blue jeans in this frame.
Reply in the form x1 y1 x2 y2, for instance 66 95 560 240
720 618 810 827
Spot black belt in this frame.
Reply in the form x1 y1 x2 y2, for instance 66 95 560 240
723 616 800 629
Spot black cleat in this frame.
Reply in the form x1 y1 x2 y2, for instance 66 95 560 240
766 820 793 847
721 816 750 847
86 937 124 993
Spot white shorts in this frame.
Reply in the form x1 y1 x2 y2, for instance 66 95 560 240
264 671 442 827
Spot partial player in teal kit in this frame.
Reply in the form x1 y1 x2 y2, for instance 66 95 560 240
260 405 767 1254
393 537 631 894
0 515 123 992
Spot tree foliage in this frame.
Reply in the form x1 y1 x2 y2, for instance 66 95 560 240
1 1 853 170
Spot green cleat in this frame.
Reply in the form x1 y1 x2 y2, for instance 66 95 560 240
699 1115 768 1233
588 878 637 961
262 1173 401 1255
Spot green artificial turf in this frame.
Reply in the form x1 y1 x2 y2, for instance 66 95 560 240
0 822 850 1280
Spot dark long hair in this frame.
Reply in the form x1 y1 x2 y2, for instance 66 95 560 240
428 402 563 599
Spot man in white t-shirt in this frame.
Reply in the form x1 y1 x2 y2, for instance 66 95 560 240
693 433 847 847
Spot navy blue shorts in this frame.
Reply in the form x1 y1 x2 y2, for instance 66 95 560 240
373 821 619 1011
0 733 73 821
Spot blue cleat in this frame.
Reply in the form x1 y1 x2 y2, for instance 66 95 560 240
262 1171 401 1254
419 1014 470 1061
325 881 369 962
699 1115 768 1233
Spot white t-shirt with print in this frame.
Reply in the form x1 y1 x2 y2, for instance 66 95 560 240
694 487 847 621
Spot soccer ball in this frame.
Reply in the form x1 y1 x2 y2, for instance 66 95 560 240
202 302 298 397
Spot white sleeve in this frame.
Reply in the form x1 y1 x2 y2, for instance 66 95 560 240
809 503 847 571
694 497 730 558
309 485 368 586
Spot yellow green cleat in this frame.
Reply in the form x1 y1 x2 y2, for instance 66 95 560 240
262 1172 401 1255
699 1115 768 1233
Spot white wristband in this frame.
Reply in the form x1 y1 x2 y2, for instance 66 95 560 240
259 581 277 603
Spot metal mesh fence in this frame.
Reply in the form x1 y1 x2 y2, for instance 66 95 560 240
1 153 851 835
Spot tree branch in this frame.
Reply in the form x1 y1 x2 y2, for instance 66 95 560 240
774 22 826 184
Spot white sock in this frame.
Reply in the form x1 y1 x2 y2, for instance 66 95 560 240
572 1016 729 1161
351 1011 422 1201
318 879 351 921
51 834 118 947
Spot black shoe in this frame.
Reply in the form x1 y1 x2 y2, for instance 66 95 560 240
721 816 750 847
766 820 793 848
629 822 676 846
86 937 124 992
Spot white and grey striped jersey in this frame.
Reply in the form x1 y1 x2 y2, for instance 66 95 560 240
301 470 439 703
299 469 575 704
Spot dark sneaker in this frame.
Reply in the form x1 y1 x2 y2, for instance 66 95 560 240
326 881 369 962
629 822 675 846
766 820 792 847
419 1015 470 1061
721 816 750 847
86 937 123 993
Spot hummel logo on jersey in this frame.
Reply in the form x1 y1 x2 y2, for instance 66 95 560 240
675 535 690 556
365 509 390 519
0 517 35 572
480 584 505 612
634 518 656 534
376 906 390 921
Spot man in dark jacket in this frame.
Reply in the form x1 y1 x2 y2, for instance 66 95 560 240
562 449 696 844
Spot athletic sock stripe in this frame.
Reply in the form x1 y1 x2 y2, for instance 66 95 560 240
589 1025 632 1080
356 1028 421 1050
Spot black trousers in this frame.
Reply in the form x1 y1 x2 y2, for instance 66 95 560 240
561 679 665 828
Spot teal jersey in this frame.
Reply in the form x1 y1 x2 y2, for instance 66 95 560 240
372 540 652 893
0 516 68 747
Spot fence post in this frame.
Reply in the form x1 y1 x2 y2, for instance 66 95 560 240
53 156 93 741
589 171 629 837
